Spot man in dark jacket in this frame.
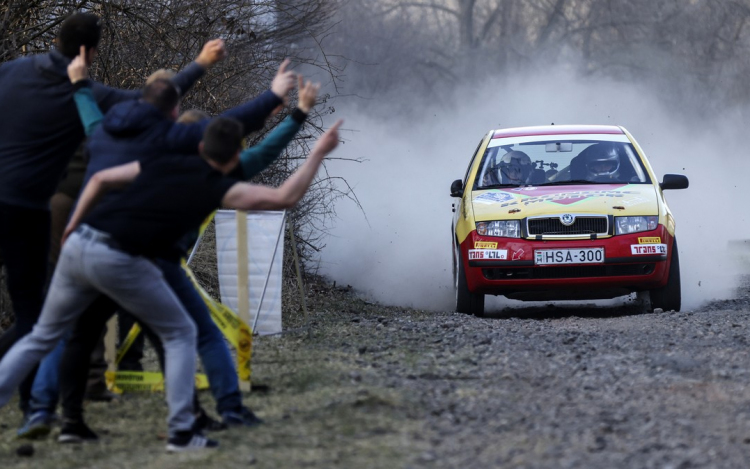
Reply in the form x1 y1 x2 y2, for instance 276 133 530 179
0 11 222 416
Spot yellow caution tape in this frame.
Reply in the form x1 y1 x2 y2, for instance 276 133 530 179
107 255 253 393
106 371 208 393
115 323 142 366
182 261 253 385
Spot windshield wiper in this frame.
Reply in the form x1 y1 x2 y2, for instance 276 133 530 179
478 183 520 189
537 179 599 186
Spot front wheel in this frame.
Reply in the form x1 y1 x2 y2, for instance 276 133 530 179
649 238 681 312
455 244 485 317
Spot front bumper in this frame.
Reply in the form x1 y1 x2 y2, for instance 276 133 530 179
459 226 672 299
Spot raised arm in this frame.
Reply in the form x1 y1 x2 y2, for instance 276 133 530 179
171 38 226 95
222 120 342 211
88 38 226 112
239 77 319 179
165 59 297 154
68 47 103 135
220 59 296 133
63 161 141 243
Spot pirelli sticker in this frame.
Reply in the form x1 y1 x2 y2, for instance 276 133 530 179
638 237 661 244
631 244 667 255
474 241 498 249
469 249 508 260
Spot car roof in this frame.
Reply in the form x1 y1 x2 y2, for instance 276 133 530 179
492 125 624 139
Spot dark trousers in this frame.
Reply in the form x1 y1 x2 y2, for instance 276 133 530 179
0 202 50 413
58 297 200 423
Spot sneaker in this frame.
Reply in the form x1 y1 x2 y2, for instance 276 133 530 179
58 420 99 443
221 407 264 428
17 411 57 439
166 431 219 452
194 409 227 432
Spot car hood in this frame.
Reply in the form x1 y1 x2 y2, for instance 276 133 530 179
471 183 658 220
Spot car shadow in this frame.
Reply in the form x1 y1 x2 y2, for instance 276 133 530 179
482 300 649 320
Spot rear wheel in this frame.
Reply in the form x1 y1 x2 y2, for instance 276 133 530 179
455 244 485 317
649 238 681 312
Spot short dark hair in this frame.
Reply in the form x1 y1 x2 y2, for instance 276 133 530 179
201 117 243 164
142 79 179 116
57 13 102 58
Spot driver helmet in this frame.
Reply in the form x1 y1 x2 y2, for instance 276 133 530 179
584 143 620 180
499 151 532 184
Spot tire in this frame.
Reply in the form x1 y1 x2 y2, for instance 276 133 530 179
454 243 485 317
649 238 681 312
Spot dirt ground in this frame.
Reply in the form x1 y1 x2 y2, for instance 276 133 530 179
3 278 750 468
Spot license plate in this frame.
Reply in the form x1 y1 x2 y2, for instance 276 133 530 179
535 248 604 265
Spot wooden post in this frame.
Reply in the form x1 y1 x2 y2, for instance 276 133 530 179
235 210 251 392
104 316 118 372
288 216 311 339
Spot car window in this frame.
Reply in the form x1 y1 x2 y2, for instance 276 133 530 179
474 139 651 189
463 137 485 186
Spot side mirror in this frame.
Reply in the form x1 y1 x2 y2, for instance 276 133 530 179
660 174 689 190
450 179 464 197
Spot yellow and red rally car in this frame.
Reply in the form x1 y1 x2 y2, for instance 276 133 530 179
450 125 688 317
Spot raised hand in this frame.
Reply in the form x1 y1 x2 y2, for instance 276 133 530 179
313 119 343 156
67 45 89 84
195 38 227 68
271 59 297 100
297 75 320 114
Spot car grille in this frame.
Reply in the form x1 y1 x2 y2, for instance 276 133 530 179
527 216 608 236
482 263 655 280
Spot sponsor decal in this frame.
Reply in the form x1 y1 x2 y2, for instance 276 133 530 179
496 189 637 208
469 249 508 260
623 196 648 207
474 241 498 249
638 237 661 244
631 244 667 255
473 191 515 204
512 248 525 261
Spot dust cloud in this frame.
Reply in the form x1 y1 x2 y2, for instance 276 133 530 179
316 70 749 312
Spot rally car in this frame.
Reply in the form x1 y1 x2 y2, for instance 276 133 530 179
450 125 688 317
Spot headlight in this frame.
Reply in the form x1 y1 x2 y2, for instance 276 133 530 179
615 216 658 235
476 220 520 238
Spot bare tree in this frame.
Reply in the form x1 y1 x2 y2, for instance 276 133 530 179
329 0 750 119
0 1 349 323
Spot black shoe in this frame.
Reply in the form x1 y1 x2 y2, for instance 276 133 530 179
221 407 264 428
166 431 219 452
194 409 227 432
85 388 118 402
58 421 99 443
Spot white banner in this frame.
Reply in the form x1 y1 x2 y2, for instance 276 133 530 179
214 210 284 336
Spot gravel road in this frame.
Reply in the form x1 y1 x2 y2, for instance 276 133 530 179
294 281 750 468
3 279 750 468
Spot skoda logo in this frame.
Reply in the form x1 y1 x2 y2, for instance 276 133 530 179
560 214 575 226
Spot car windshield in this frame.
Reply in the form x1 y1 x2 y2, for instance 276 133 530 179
474 137 651 189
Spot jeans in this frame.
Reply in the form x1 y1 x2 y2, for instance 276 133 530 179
155 258 242 414
0 226 197 436
28 333 66 414
0 202 50 414
38 251 244 422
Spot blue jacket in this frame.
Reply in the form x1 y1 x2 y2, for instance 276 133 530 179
82 89 283 185
75 87 305 180
0 50 205 209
